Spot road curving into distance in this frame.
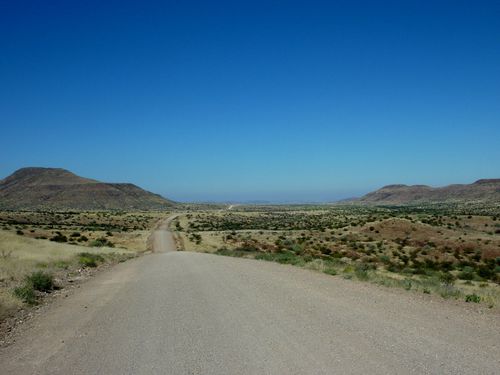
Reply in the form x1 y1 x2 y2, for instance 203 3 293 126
1 218 499 374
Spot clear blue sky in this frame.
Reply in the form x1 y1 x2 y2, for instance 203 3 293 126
1 1 499 202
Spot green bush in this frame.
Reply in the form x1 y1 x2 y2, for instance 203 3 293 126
254 251 304 265
323 268 337 276
79 256 97 267
465 294 481 303
13 284 36 305
477 266 494 280
50 232 68 242
403 278 412 290
89 238 114 247
78 252 105 267
458 267 474 280
26 271 54 292
354 263 374 281
439 272 456 285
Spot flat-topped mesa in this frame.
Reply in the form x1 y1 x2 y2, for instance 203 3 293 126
0 167 176 210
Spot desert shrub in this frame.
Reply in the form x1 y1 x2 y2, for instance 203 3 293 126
379 255 390 264
215 247 233 256
465 294 481 303
89 237 114 247
458 266 475 280
302 254 313 262
189 233 202 244
386 262 403 273
235 243 258 252
13 284 36 305
291 243 304 254
26 271 54 292
79 256 97 267
78 252 105 267
438 261 454 271
403 278 412 290
439 284 461 299
477 266 494 280
354 263 372 280
323 268 337 276
439 272 456 285
255 252 303 265
13 271 54 305
50 233 68 242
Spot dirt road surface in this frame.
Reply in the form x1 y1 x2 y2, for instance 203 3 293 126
151 215 178 253
1 222 499 374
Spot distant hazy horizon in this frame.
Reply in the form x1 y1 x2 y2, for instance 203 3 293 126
162 188 366 204
1 1 499 202
161 177 499 203
2 165 496 204
161 178 500 204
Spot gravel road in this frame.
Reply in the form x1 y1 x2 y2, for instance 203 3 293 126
151 215 177 253
1 223 499 374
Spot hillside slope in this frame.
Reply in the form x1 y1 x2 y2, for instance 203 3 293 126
357 179 500 205
0 167 176 210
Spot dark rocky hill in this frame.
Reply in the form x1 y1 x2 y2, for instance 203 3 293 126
0 167 176 210
356 179 500 205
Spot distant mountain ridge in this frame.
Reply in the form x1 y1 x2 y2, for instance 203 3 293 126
355 179 500 205
0 167 176 210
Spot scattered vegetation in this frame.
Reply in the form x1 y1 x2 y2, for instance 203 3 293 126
177 203 500 306
0 210 169 252
0 210 165 320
